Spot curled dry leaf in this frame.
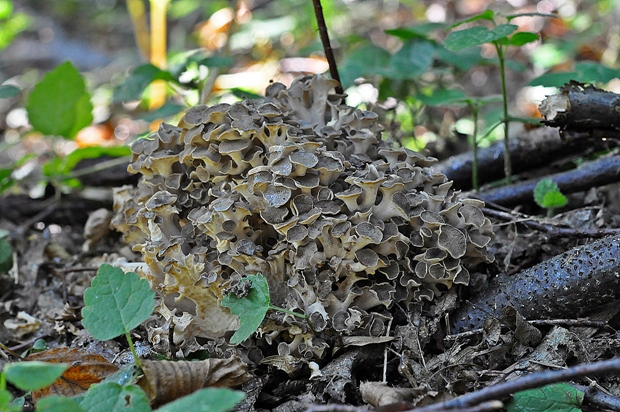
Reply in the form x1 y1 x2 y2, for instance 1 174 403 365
137 356 252 407
26 347 119 401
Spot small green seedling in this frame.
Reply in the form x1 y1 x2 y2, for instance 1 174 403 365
534 178 567 217
445 10 549 183
81 263 155 368
221 273 313 344
0 264 244 412
506 382 583 412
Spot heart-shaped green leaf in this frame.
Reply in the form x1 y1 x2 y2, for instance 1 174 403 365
82 264 155 341
221 274 270 345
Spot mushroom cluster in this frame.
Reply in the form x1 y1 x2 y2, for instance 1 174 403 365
112 75 494 359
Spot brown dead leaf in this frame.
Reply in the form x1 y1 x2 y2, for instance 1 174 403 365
26 348 119 401
137 356 252 407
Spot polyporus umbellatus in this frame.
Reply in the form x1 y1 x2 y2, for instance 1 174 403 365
112 75 494 359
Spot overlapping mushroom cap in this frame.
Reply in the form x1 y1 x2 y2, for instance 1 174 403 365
112 74 494 359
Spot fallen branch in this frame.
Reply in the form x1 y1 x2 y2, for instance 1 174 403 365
433 127 602 190
407 357 620 411
540 82 620 132
474 154 620 206
451 234 620 333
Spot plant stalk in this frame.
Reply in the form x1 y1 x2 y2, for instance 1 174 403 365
149 0 170 109
470 104 480 190
125 331 143 369
126 0 150 61
496 42 511 183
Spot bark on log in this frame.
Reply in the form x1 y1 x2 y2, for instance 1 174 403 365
451 234 620 333
433 127 602 190
474 155 620 207
540 82 620 131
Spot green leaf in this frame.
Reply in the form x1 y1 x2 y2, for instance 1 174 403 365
0 85 19 98
416 88 468 106
79 382 150 412
221 274 271 345
434 46 487 71
0 236 13 273
451 10 495 29
0 167 13 193
26 62 93 139
36 396 86 412
445 24 518 51
4 362 67 391
156 388 244 412
340 43 391 87
528 71 578 87
542 190 568 209
0 388 19 412
507 382 583 412
575 61 620 83
43 146 131 179
113 64 173 102
81 264 155 341
509 32 539 46
389 39 435 78
534 178 567 209
385 23 445 39
141 101 186 122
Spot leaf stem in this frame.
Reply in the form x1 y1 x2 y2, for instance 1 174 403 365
270 305 317 334
125 331 142 369
469 103 480 191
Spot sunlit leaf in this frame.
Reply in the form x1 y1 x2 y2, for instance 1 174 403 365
221 274 270 345
507 382 583 412
82 264 155 341
113 64 173 102
534 178 567 209
26 61 93 139
509 32 539 46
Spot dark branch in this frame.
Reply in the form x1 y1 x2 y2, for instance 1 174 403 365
312 0 344 94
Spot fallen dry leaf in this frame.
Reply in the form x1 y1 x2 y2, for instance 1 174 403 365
137 356 252 406
26 347 119 401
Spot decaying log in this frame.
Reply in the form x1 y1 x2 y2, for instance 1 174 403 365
540 82 620 132
474 154 620 207
433 127 602 190
451 234 620 333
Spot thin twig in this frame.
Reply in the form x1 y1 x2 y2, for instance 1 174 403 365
407 357 620 411
574 384 620 411
311 0 343 94
482 207 620 238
